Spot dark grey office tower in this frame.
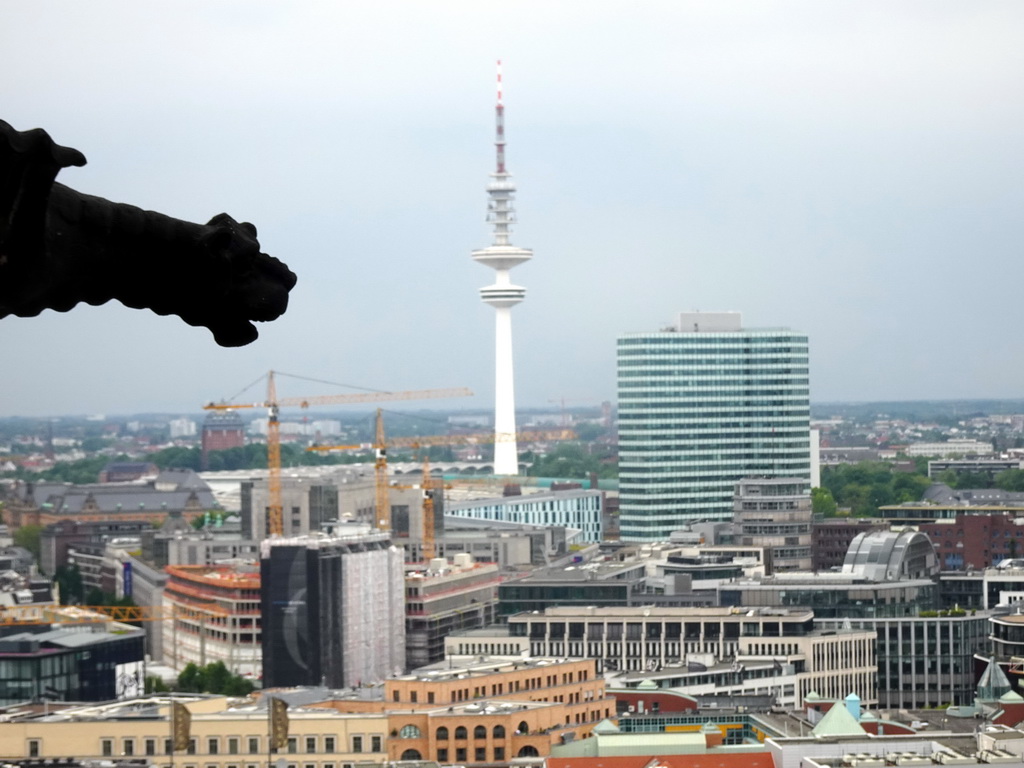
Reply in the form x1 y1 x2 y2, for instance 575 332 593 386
260 527 405 688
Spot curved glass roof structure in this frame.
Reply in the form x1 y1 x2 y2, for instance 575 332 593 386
841 529 938 581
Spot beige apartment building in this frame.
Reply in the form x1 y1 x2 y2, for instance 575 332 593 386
0 695 387 768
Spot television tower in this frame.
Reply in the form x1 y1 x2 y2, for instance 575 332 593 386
472 60 532 476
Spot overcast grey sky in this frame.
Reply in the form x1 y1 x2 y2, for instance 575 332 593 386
2 2 1023 418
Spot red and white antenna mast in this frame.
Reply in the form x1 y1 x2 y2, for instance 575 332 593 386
495 59 505 174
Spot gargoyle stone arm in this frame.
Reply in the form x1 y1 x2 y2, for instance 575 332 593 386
0 119 296 347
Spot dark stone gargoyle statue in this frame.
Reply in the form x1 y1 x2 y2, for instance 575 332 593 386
0 119 296 346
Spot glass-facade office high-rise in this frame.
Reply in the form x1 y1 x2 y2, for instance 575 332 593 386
617 311 811 541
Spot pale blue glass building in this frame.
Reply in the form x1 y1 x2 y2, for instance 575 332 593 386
617 312 811 541
446 489 604 543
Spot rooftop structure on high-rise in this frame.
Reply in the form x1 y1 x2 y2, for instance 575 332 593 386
471 60 532 476
617 311 811 540
733 476 812 573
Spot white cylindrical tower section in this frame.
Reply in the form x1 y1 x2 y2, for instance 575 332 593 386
493 304 518 475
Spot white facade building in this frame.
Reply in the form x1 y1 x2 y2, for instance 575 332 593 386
904 439 994 457
446 488 603 543
168 418 197 438
452 605 876 710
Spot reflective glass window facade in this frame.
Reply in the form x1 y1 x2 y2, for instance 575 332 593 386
617 328 811 540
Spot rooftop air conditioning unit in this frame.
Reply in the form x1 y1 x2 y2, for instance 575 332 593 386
894 755 931 766
933 752 976 766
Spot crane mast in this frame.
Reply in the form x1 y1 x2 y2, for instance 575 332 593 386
374 408 390 530
266 372 283 538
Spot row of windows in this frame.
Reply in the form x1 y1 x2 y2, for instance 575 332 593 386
621 429 811 440
97 735 368 757
618 376 809 387
621 479 809 494
622 454 811 467
740 524 812 536
622 457 811 471
434 746 515 762
617 335 807 348
430 724 509 740
513 619 812 639
618 415 810 427
617 343 809 355
619 398 810 409
618 375 810 386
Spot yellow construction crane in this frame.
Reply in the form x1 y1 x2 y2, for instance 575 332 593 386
310 412 575 534
0 603 223 627
381 454 446 562
204 371 472 537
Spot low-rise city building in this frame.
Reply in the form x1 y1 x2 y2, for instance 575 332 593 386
439 518 574 568
163 562 261 678
449 606 877 709
921 514 1024 570
902 439 994 457
0 693 388 767
404 554 499 670
4 469 215 530
0 617 145 705
315 654 615 765
717 571 939 618
816 610 993 708
446 488 604 543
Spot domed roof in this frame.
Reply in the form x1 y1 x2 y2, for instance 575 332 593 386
842 529 938 580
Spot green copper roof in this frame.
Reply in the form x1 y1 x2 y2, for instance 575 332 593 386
811 703 868 737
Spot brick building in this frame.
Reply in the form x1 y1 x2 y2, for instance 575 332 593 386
201 410 245 470
920 513 1024 570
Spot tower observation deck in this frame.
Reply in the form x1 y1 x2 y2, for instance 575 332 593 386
471 60 532 476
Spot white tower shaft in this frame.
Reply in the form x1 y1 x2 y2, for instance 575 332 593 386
471 60 531 476
493 305 517 473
